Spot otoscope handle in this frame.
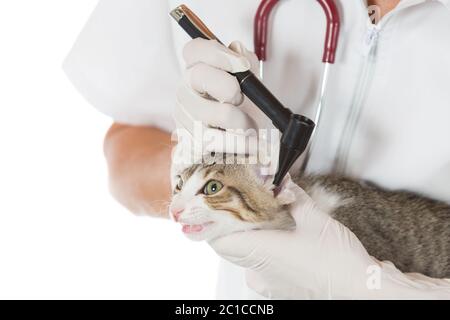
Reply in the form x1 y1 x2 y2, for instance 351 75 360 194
234 71 291 130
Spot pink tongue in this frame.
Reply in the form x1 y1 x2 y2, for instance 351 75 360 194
182 224 204 233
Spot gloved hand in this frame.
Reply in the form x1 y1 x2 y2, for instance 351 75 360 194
174 38 277 163
209 180 450 299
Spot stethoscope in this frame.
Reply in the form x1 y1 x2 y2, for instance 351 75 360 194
254 0 341 170
171 1 341 185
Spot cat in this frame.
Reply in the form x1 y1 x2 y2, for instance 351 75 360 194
169 152 450 278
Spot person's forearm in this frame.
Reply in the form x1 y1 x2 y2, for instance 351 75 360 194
104 123 174 217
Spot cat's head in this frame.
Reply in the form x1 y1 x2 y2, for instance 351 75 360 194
169 152 296 241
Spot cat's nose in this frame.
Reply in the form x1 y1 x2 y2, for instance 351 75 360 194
171 208 184 222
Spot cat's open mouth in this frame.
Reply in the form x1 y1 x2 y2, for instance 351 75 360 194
181 221 214 234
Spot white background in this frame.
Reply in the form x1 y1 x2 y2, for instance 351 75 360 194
0 1 218 299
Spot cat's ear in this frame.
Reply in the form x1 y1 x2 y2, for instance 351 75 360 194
273 174 297 205
251 164 274 187
252 165 296 204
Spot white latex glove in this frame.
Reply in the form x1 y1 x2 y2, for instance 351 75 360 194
209 180 450 300
174 38 277 163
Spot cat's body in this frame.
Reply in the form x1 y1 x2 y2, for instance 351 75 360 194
296 175 450 278
170 154 450 278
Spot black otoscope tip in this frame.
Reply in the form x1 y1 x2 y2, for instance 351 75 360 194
273 115 315 186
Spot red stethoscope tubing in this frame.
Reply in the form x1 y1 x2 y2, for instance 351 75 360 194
254 0 341 64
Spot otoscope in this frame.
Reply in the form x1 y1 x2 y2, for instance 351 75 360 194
170 4 339 186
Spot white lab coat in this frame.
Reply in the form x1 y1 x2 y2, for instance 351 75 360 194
64 0 450 299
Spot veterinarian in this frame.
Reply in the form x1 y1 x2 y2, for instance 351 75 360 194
64 0 450 299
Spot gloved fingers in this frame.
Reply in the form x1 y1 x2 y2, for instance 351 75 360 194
208 231 258 267
183 38 250 73
208 230 283 269
202 128 260 155
228 41 260 75
287 184 324 223
174 125 259 156
187 63 243 105
174 90 260 155
176 85 256 131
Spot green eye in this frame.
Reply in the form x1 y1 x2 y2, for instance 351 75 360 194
175 176 183 192
203 180 223 195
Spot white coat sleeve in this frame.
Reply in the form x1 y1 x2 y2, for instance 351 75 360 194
63 0 180 132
